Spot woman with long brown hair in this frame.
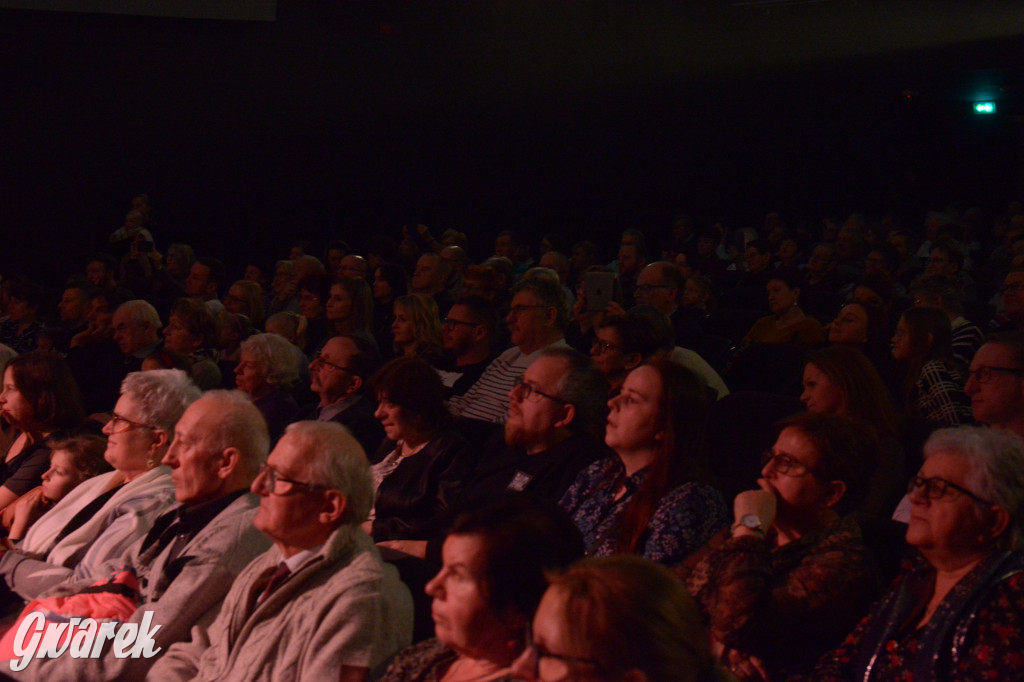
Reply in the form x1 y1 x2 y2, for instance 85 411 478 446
559 359 727 565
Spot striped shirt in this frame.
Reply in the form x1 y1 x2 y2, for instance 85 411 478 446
447 338 569 423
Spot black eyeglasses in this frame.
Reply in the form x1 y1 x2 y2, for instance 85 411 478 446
761 451 821 478
522 624 602 681
513 378 566 405
442 318 479 329
310 354 353 374
967 366 1024 384
107 412 157 433
591 339 620 354
907 475 993 506
256 463 328 496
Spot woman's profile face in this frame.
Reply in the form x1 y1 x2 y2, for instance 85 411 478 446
0 367 34 428
828 304 869 345
41 449 85 502
761 427 834 518
224 284 248 316
425 534 514 659
325 284 353 322
801 364 846 415
234 351 270 397
906 451 996 561
605 365 663 453
373 269 393 302
891 316 912 360
391 304 415 346
513 586 603 682
374 397 414 442
766 280 798 317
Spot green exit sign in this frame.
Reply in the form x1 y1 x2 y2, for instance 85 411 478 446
974 102 997 114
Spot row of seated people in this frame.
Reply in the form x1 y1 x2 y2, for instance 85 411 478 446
0 299 1022 678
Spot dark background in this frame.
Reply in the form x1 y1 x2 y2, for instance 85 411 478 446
3 0 1024 283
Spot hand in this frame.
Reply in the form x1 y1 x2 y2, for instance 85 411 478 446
733 486 777 531
8 488 46 541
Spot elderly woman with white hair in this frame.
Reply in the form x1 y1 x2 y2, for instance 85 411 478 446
0 369 200 601
813 426 1024 681
235 332 304 444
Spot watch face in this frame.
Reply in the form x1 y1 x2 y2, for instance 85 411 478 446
742 514 761 529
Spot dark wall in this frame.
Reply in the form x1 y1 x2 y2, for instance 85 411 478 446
2 2 1022 285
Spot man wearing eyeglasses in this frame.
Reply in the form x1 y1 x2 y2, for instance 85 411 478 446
303 335 384 460
965 334 1024 439
436 298 495 399
634 262 702 349
151 421 412 682
9 391 272 680
990 268 1024 333
448 279 571 424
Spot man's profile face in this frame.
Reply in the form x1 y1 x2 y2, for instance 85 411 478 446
185 263 213 298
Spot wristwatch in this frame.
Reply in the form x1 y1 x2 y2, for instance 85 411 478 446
731 514 765 536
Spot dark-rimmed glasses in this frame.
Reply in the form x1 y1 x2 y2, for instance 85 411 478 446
907 475 993 506
255 463 328 496
591 339 620 354
442 317 480 330
760 451 821 478
522 624 602 681
513 378 567 405
108 412 157 433
310 354 353 374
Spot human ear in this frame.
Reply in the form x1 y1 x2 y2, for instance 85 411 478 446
624 353 643 371
553 404 576 430
320 490 348 525
823 480 847 509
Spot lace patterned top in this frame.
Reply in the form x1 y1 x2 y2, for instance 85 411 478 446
559 456 727 566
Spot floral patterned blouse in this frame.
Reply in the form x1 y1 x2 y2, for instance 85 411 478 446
680 515 881 681
559 456 727 566
810 550 1024 682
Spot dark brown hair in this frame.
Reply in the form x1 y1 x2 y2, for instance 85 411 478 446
370 357 452 435
3 351 85 432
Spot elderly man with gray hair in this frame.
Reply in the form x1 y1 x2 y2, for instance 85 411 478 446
235 332 304 444
0 369 200 601
150 421 413 682
7 390 273 681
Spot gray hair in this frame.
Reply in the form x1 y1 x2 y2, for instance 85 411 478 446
540 347 609 440
924 426 1024 551
512 277 570 331
201 390 270 478
0 344 16 370
240 333 303 389
117 299 162 331
121 369 201 439
282 421 374 526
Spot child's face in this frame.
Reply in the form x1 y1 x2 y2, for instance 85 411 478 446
41 450 85 502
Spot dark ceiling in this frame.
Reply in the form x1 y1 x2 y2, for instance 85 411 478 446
2 1 1024 278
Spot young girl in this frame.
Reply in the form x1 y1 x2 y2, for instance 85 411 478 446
4 434 110 540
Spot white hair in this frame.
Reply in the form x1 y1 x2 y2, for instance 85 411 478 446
282 421 373 526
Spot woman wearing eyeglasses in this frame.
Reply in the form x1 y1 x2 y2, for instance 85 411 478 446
559 360 728 566
513 555 727 682
681 412 881 681
366 357 473 559
380 497 582 682
812 426 1024 681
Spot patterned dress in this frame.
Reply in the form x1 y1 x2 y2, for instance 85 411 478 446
560 457 727 566
811 550 1024 681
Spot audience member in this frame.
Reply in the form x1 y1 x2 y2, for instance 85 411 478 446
391 293 445 364
813 427 1024 681
185 256 226 314
0 370 197 598
297 271 334 354
151 420 413 681
304 334 385 458
910 274 984 370
382 497 583 682
163 297 222 389
560 360 728 565
436 297 496 398
892 306 972 427
682 413 880 680
965 333 1024 439
0 278 45 354
235 333 303 444
449 278 570 423
741 268 824 347
223 279 265 329
112 299 163 372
